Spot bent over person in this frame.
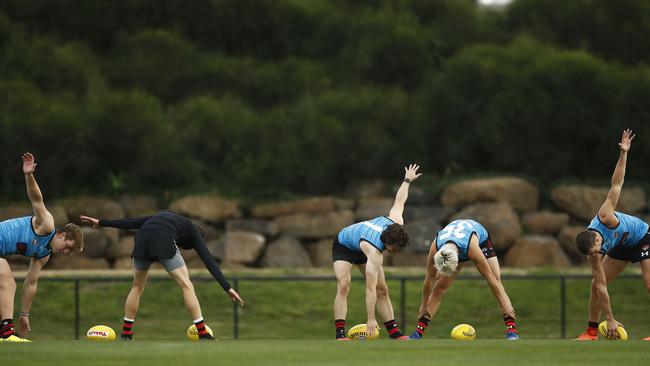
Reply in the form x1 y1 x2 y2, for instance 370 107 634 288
332 164 421 340
1 153 84 342
409 219 518 340
80 210 244 340
574 129 650 341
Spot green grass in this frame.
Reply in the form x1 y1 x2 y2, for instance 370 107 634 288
13 267 650 340
2 340 648 366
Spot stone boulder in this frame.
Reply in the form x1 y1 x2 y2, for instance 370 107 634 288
226 219 280 238
404 217 443 253
346 180 388 199
558 225 587 263
522 211 570 235
504 236 571 267
120 194 158 217
274 210 354 239
0 204 32 221
190 219 221 241
355 198 393 221
334 198 356 211
304 238 333 267
169 195 241 223
251 196 337 218
451 202 522 251
50 205 70 227
104 235 134 259
80 227 111 259
261 236 312 267
551 185 646 221
209 231 265 265
403 206 452 223
47 255 109 270
110 257 134 270
441 177 539 213
63 197 124 224
389 252 426 267
5 255 30 265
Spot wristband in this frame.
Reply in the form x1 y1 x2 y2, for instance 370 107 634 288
404 178 411 183
20 312 29 317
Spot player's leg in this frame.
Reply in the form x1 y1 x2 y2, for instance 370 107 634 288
374 266 407 339
576 255 628 340
333 260 353 340
166 253 212 340
484 256 518 339
121 258 150 340
0 258 20 340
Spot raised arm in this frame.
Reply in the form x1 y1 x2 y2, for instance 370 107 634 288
598 129 635 226
192 233 244 305
22 153 54 234
81 215 152 230
360 241 383 337
588 254 619 338
388 164 422 224
468 239 514 318
18 256 49 337
418 238 438 318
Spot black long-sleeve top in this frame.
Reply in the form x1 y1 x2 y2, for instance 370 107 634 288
99 210 231 292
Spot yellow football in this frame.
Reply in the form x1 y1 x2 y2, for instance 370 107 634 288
347 323 380 340
86 325 116 341
451 324 476 340
598 321 628 340
186 324 214 340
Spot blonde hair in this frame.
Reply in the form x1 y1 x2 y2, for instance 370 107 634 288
61 223 84 254
434 243 459 277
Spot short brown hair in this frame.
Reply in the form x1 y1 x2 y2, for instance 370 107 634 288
61 223 84 254
576 230 596 255
380 223 410 248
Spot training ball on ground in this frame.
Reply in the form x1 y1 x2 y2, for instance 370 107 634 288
86 325 116 341
451 324 476 340
598 321 628 340
186 324 214 340
347 323 380 340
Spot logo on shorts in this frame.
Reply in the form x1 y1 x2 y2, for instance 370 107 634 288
641 244 650 258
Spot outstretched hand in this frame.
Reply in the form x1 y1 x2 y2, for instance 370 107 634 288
404 164 422 182
80 215 100 228
619 129 635 152
228 288 245 306
22 152 37 175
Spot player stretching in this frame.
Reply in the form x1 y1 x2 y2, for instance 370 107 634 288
80 211 244 340
1 153 84 342
574 129 650 341
409 219 519 340
333 164 421 340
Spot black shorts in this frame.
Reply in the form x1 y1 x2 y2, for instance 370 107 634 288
459 235 496 262
606 232 650 263
332 238 367 265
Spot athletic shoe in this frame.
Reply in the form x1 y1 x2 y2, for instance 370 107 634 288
120 334 133 341
409 331 422 340
335 337 351 341
2 335 31 342
506 331 519 340
642 336 650 341
574 331 597 341
395 335 410 340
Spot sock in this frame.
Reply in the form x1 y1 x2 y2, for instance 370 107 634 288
1 318 15 338
121 317 134 339
415 316 431 337
504 315 518 334
587 321 598 336
384 319 405 339
335 319 346 339
194 317 211 339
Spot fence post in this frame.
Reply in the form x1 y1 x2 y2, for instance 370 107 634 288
233 278 239 340
560 275 566 339
75 279 80 340
400 278 406 328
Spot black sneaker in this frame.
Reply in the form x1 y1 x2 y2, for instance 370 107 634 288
121 334 133 341
199 333 214 340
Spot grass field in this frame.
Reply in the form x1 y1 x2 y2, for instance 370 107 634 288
9 267 650 340
2 339 647 366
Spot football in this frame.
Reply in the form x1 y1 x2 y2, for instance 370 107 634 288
598 321 628 340
451 324 476 340
347 323 380 340
86 325 116 341
186 324 214 340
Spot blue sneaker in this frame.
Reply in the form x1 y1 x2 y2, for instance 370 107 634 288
506 332 519 340
409 331 422 340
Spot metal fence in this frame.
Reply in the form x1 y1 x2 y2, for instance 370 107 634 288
16 273 643 340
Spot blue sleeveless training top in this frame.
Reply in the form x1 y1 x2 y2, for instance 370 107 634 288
337 216 395 252
0 216 54 258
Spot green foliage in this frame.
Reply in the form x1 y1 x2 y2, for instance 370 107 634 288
1 1 650 199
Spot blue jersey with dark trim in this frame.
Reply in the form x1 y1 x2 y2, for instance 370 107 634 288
337 216 395 253
587 212 649 254
435 219 488 261
0 216 54 258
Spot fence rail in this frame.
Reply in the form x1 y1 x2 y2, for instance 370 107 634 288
15 274 643 340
